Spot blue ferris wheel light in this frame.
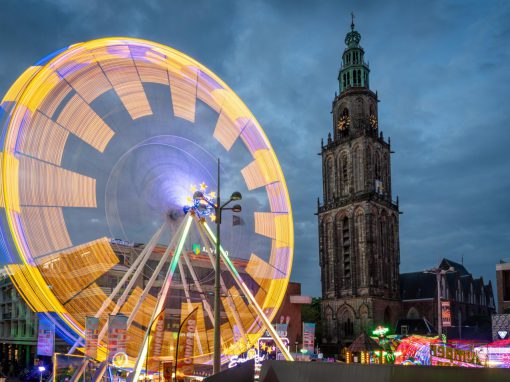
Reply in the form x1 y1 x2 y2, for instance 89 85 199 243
183 183 217 221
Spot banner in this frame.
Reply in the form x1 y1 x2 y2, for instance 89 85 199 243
176 308 198 381
302 323 316 353
147 310 166 373
37 316 55 356
107 314 128 363
275 323 288 338
441 301 452 328
85 316 99 359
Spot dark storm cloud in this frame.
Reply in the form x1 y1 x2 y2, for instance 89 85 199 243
1 0 509 296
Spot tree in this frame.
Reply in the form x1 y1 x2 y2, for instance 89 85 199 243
301 297 322 345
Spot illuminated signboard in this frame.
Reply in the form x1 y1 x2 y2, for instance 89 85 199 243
430 344 482 367
441 301 452 328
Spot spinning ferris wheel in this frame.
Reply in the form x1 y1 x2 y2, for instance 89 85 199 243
0 38 294 376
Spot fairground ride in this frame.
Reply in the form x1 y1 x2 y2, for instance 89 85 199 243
0 37 294 379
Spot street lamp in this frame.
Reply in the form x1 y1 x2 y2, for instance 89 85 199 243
38 366 45 382
424 266 455 337
193 158 242 375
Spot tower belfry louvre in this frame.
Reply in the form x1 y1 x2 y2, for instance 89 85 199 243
318 18 401 345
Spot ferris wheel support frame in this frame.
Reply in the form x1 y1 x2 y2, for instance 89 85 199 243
195 219 249 344
126 214 193 382
125 212 292 382
200 220 294 362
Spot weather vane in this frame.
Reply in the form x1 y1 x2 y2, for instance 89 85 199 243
351 11 355 30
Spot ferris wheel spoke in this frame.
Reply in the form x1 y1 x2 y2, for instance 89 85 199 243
128 215 193 382
201 220 293 361
194 219 249 342
125 217 189 329
95 222 168 344
177 257 205 356
181 252 214 324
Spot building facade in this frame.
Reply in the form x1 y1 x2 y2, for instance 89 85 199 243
0 272 39 375
318 20 401 346
401 258 495 339
496 261 510 314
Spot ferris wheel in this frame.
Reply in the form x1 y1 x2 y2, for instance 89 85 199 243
0 37 294 375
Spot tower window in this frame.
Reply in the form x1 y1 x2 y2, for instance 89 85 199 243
353 70 357 86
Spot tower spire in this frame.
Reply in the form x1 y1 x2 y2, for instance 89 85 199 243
351 11 355 31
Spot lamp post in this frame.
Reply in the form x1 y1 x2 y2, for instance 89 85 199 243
145 309 166 381
424 266 454 337
193 158 242 375
173 307 198 382
38 366 45 382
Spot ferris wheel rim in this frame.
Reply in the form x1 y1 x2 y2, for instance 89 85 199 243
0 36 294 363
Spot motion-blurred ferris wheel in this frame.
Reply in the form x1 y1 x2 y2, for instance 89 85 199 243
0 37 293 374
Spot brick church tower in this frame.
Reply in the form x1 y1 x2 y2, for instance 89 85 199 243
318 18 401 347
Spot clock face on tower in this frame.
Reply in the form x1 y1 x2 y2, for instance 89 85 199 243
369 115 378 129
337 115 350 131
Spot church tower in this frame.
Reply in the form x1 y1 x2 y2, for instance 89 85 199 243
318 18 401 347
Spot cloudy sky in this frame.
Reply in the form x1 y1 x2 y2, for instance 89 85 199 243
1 0 509 297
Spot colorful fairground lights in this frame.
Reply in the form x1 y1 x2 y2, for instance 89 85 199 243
343 328 510 368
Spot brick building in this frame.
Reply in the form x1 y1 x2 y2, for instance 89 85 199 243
496 261 510 314
401 258 495 338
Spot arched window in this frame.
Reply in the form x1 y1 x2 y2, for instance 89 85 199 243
380 211 389 286
384 306 392 325
407 307 420 319
359 305 369 331
370 103 375 116
325 157 334 202
339 151 350 196
366 145 373 188
342 216 351 281
354 208 366 287
327 220 335 291
325 307 334 340
339 308 355 337
353 146 363 192
375 150 382 180
388 217 395 291
356 97 364 117
344 317 354 336
383 152 390 194
370 207 379 285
